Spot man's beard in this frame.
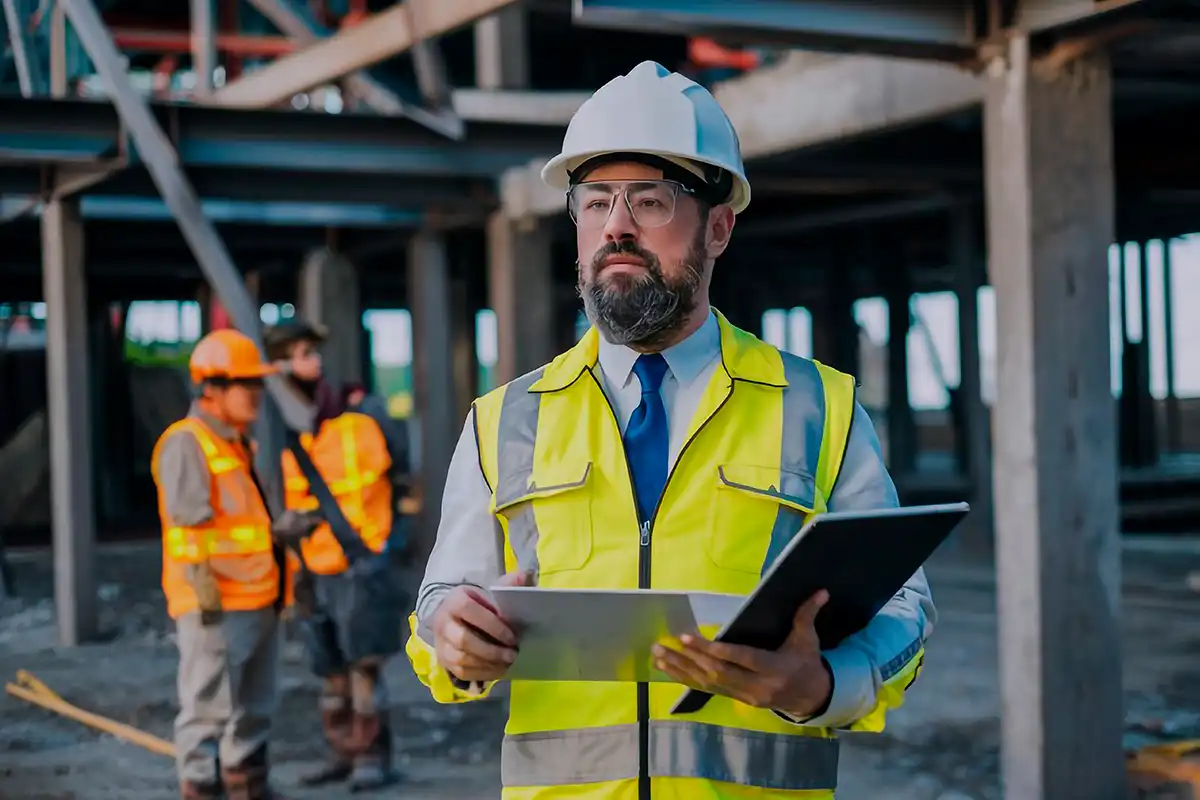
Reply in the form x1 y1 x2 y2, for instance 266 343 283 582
578 235 705 350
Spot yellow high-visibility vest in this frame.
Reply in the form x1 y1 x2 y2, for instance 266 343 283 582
407 311 924 798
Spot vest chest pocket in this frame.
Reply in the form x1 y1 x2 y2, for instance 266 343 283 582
493 463 594 576
708 464 817 575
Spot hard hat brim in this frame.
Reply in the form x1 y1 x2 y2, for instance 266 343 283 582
229 363 279 379
194 362 279 381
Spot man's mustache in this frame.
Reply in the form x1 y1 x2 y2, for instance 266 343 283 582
590 241 661 276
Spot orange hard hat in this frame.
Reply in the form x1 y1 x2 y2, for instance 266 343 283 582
189 329 278 383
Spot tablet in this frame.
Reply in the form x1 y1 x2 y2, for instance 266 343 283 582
489 587 745 683
670 502 969 715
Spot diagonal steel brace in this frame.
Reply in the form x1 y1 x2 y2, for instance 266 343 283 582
58 0 312 505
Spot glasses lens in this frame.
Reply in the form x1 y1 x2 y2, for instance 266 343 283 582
568 181 680 229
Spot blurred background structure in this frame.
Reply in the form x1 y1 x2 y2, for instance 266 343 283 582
2 1 1200 795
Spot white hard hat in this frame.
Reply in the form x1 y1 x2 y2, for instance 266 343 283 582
541 60 751 214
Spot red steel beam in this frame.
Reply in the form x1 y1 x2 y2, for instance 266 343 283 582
110 28 295 57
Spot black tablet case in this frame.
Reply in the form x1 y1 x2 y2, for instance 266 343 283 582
670 502 969 715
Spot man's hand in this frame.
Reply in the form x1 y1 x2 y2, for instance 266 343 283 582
187 563 223 627
432 570 533 683
653 589 833 719
272 509 323 547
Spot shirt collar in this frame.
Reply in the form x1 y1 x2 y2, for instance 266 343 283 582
597 310 721 390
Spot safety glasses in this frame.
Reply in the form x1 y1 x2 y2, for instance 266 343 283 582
567 179 698 230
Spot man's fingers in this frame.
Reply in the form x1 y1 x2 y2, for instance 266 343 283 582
687 636 770 673
455 595 519 647
439 619 517 667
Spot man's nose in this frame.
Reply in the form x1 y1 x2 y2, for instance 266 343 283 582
602 195 638 242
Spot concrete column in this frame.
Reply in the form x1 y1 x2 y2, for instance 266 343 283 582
299 248 363 390
474 4 528 90
408 232 456 560
952 203 993 549
811 259 858 376
885 272 915 474
487 212 556 385
41 198 97 646
984 37 1122 798
451 275 478 425
189 0 216 95
1162 239 1180 452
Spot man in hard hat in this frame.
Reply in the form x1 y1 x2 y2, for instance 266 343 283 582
264 320 404 791
405 60 936 799
152 328 306 800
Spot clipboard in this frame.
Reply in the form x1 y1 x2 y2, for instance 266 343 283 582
489 586 744 683
670 502 969 715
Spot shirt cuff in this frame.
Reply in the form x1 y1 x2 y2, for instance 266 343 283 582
774 647 876 729
448 674 491 696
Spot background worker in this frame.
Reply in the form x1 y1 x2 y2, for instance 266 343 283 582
265 321 404 791
407 60 936 799
151 328 305 800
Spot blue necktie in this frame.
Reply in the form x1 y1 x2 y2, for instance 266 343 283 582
625 353 670 524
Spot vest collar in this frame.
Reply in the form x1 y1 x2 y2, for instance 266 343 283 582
530 308 788 393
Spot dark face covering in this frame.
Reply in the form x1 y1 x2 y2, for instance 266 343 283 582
578 229 707 350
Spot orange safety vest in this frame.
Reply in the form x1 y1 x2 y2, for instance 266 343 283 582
281 412 393 575
151 416 280 620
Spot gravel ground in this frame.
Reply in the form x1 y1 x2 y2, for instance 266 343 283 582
3 542 1200 799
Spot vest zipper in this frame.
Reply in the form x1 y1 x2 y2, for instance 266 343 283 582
587 367 736 800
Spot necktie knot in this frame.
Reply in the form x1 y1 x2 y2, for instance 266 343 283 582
632 353 669 396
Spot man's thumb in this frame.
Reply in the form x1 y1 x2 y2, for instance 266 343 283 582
497 568 536 588
785 589 829 647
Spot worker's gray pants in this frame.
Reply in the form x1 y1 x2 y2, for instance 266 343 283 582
173 607 280 785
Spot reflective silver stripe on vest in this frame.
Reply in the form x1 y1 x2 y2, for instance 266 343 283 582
760 354 827 574
502 720 838 790
494 368 546 574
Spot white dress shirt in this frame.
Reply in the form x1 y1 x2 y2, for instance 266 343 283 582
416 310 936 729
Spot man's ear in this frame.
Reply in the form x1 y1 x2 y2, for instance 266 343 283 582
705 205 736 260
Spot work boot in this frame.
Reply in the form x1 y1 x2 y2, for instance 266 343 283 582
299 692 355 786
347 712 399 793
221 748 290 800
180 780 224 800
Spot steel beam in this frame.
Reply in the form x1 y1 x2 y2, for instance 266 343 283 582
737 194 955 237
0 96 561 177
56 0 314 511
452 88 586 125
242 0 464 139
983 34 1123 797
2 0 46 96
208 0 517 111
573 0 977 61
1016 0 1167 35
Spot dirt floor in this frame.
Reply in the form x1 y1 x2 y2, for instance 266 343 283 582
3 541 1200 800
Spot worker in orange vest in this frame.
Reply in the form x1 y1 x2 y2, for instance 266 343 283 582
151 328 316 800
264 320 404 792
